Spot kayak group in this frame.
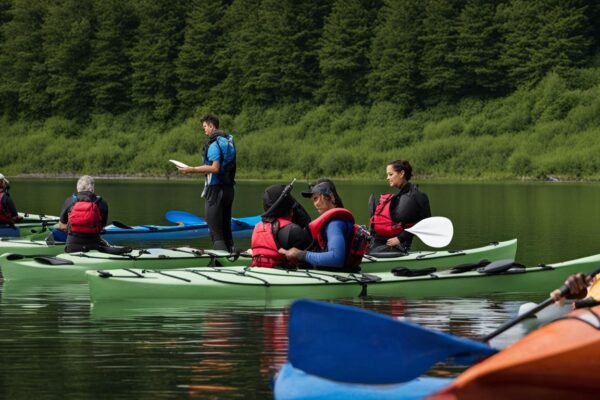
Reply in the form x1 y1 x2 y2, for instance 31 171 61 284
2 156 600 397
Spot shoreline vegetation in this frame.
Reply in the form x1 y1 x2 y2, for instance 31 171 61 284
2 1 600 182
4 68 600 183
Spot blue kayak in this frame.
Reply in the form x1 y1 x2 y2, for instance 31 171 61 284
99 215 261 243
274 363 452 400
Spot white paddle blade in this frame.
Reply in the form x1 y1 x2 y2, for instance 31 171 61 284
406 216 453 248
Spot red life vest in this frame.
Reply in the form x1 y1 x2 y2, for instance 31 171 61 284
0 192 14 224
370 193 414 237
251 218 293 268
309 208 370 270
68 195 103 234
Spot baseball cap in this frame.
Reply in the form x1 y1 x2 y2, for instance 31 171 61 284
0 173 9 184
301 181 334 198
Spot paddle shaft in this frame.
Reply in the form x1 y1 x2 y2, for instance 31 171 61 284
482 267 600 342
263 178 296 217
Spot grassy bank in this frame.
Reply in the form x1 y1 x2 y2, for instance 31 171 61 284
2 69 600 182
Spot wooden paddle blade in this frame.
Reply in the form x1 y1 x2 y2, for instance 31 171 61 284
288 300 496 385
406 216 453 248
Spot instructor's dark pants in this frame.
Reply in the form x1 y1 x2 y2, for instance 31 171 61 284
205 185 235 251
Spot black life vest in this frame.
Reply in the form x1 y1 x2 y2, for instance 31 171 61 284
68 193 103 234
309 208 370 270
251 218 292 268
202 131 237 185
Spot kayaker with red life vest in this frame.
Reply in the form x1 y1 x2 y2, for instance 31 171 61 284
251 184 312 268
57 175 109 253
368 160 431 254
177 114 236 252
279 179 369 272
0 173 21 237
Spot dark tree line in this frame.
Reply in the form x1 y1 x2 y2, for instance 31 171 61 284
0 0 597 121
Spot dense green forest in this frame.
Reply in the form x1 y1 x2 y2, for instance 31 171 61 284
1 0 600 180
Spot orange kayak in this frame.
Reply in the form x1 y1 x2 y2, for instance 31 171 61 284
431 305 600 399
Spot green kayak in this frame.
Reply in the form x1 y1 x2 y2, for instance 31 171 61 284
0 239 517 282
0 248 236 282
86 252 600 303
0 237 64 256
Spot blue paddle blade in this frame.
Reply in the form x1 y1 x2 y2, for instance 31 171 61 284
165 210 206 225
289 300 497 385
232 215 261 228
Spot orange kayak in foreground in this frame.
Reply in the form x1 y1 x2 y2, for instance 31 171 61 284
431 305 600 399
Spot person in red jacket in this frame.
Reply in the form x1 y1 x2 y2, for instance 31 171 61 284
251 184 311 268
57 175 109 253
369 160 431 254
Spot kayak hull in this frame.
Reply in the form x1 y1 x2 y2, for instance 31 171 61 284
275 305 600 400
361 239 517 273
0 238 516 277
86 253 600 303
0 248 236 282
274 363 452 400
432 305 600 399
0 238 65 257
100 215 261 243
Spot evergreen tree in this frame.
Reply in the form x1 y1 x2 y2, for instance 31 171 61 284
85 0 137 114
499 0 592 88
318 0 374 105
234 0 330 105
0 0 13 114
43 0 94 119
419 0 465 101
175 0 227 114
368 0 424 109
0 0 49 118
209 0 260 113
455 0 506 95
130 0 187 120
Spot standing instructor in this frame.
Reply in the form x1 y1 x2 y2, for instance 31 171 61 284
178 114 237 251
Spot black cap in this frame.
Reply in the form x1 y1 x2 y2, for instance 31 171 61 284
301 181 334 198
262 185 295 218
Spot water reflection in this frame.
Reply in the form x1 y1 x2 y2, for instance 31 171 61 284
0 277 568 399
3 178 599 398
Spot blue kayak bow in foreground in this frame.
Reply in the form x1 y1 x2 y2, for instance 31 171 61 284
288 300 497 385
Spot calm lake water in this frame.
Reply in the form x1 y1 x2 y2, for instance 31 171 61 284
1 178 599 399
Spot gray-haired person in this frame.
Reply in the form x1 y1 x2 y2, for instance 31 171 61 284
58 175 110 252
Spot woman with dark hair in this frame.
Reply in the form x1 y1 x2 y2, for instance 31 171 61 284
250 184 312 268
278 179 369 271
369 160 431 254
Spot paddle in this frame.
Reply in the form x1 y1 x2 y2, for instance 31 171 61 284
165 210 206 225
288 300 496 385
482 266 600 341
263 178 296 217
405 216 453 248
289 269 600 385
111 220 134 230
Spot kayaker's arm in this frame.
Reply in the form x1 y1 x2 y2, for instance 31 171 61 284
550 273 593 302
303 220 348 268
178 160 220 175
